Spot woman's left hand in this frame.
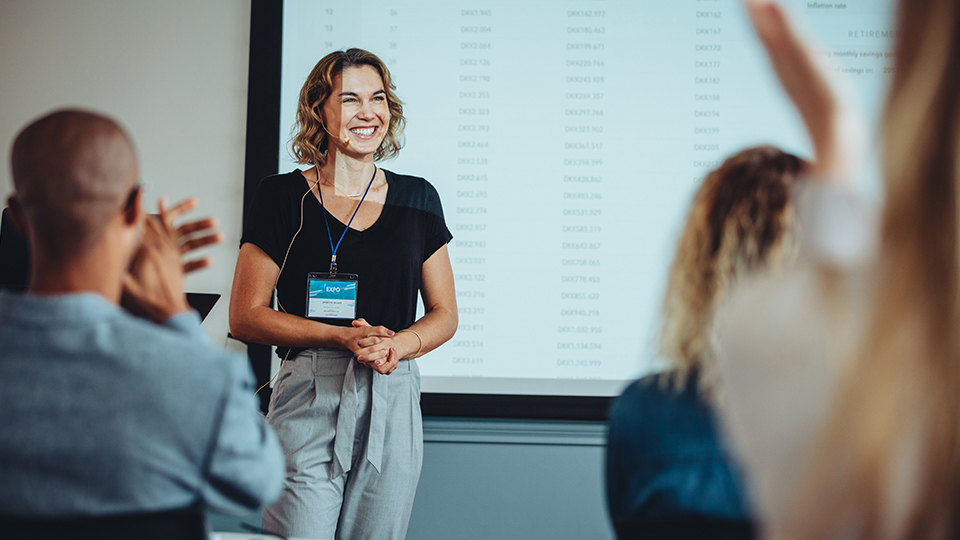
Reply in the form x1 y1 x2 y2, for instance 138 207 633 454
353 319 401 374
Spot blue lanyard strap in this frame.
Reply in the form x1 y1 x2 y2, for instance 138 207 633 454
316 166 378 276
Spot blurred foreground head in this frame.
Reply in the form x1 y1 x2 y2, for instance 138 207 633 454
9 109 139 263
660 145 807 397
789 0 960 538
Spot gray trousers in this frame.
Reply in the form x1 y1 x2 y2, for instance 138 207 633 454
262 349 423 540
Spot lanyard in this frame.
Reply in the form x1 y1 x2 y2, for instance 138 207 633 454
316 166 378 276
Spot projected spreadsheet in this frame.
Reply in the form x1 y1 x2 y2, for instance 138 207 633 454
279 0 895 395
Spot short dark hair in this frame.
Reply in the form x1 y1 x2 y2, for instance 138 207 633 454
10 109 137 259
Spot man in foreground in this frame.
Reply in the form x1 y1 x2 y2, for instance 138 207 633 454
0 109 283 516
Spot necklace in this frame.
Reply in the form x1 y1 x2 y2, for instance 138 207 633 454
318 168 383 198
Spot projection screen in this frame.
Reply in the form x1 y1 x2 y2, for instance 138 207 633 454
250 0 897 416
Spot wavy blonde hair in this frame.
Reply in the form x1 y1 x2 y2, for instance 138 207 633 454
292 48 405 165
660 145 807 398
789 0 960 538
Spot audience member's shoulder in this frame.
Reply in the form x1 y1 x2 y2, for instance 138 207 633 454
609 371 712 440
616 372 696 410
108 311 246 381
611 373 671 424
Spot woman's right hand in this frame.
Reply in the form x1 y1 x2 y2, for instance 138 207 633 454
745 0 865 182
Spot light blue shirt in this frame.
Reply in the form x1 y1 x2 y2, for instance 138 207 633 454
0 290 284 516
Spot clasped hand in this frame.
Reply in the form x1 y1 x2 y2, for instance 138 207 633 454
346 318 400 375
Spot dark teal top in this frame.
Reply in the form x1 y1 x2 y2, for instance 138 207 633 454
605 371 752 535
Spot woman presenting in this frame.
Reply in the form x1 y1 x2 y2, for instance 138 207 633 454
230 48 457 540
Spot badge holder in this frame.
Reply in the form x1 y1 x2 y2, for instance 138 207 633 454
306 268 359 322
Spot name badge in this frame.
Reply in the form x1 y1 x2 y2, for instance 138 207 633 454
306 272 358 321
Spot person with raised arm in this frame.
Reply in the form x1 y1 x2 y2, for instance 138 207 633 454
716 1 960 538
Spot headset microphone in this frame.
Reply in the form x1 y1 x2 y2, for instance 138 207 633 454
321 121 352 148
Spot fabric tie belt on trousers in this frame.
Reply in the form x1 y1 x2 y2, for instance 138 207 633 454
308 348 388 479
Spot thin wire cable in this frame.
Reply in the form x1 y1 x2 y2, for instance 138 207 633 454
254 170 320 394
254 166 378 394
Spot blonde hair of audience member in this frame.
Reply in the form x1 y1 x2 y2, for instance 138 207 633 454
786 0 960 537
291 48 405 165
660 145 806 398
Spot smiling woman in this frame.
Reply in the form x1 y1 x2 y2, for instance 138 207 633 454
229 48 457 540
292 49 404 163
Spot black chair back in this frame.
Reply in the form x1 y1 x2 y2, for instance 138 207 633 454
616 517 757 540
0 208 29 291
0 508 206 540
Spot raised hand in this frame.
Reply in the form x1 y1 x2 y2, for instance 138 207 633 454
745 0 865 181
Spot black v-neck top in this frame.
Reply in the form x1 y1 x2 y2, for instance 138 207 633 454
241 169 452 359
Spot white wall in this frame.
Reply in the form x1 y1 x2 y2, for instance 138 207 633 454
0 0 252 343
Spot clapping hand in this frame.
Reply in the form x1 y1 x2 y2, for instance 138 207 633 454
122 198 224 323
161 197 225 274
